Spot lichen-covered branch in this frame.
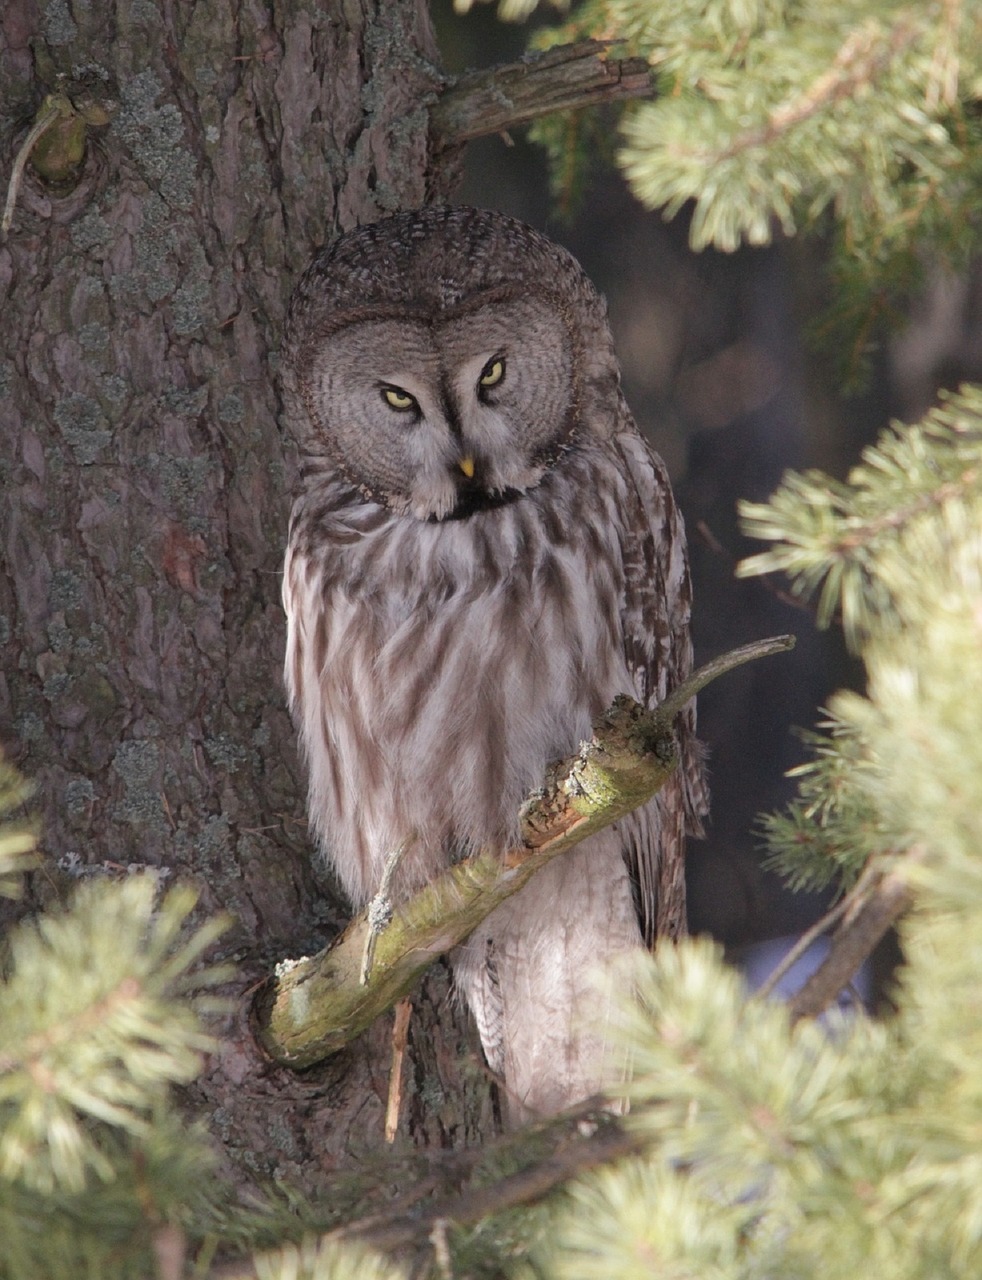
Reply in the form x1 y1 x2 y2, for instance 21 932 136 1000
252 635 794 1069
252 696 677 1068
430 39 654 150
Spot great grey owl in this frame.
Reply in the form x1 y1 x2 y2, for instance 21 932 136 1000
280 206 706 1123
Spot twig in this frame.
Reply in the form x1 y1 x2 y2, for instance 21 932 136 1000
755 892 853 1001
429 1220 452 1280
431 39 654 150
211 1107 647 1279
152 1224 187 1280
787 854 917 1023
656 634 794 723
385 997 413 1144
2 98 64 239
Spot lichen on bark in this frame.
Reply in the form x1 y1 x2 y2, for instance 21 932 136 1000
0 0 478 1192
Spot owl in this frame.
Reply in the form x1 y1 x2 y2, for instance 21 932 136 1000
280 206 706 1123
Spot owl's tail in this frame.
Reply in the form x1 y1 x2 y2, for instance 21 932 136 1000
450 826 643 1126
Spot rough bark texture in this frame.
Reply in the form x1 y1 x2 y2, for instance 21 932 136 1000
0 0 491 1193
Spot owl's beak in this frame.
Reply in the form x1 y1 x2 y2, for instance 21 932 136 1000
458 456 476 479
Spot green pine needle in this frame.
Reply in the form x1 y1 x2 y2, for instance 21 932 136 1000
0 876 231 1195
0 754 38 898
738 384 982 650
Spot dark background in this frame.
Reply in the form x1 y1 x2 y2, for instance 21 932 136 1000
434 3 982 958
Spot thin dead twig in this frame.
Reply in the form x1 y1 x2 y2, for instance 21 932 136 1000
786 854 917 1023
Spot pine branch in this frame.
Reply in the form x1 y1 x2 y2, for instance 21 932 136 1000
252 636 794 1070
713 18 920 165
0 752 38 898
737 386 982 647
338 1110 647 1255
430 39 654 150
212 1104 648 1279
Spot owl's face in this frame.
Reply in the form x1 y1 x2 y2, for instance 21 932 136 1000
283 207 621 521
304 291 575 520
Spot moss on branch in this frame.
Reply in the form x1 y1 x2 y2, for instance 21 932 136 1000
252 635 794 1069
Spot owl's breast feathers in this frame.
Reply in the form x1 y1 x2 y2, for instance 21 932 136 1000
280 209 707 1118
283 440 684 906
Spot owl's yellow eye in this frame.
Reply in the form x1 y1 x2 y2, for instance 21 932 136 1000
478 357 505 390
381 385 417 412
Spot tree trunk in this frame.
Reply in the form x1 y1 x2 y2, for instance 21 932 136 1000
0 0 493 1192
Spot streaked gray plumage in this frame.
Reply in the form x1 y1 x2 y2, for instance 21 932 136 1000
280 207 706 1122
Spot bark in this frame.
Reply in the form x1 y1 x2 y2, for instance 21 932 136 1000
0 0 488 1194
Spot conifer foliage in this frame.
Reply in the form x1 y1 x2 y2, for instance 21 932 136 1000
4 391 981 1278
494 0 982 374
540 385 982 1279
0 865 227 1277
5 2 982 1275
0 830 404 1278
493 0 981 252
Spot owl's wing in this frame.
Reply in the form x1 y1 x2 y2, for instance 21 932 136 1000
610 422 708 946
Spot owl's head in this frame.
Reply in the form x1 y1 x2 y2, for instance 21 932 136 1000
281 207 621 521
